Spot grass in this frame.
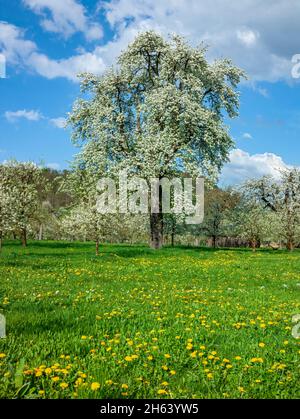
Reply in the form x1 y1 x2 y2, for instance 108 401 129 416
0 241 299 399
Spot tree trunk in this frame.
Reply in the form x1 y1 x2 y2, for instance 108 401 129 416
150 212 163 249
171 224 175 247
95 239 99 256
287 239 294 251
0 232 2 252
38 224 43 241
212 235 216 249
21 229 27 247
250 239 256 252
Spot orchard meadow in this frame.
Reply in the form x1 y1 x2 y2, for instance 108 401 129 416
0 241 299 399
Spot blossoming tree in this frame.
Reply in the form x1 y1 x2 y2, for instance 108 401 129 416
0 161 46 247
68 31 245 248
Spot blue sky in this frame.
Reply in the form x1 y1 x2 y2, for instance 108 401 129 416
0 0 300 183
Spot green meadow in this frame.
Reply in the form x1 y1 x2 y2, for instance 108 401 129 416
0 241 299 399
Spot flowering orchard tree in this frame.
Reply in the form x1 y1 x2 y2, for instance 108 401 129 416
231 200 279 251
245 169 300 250
0 161 46 247
61 202 112 255
68 31 245 249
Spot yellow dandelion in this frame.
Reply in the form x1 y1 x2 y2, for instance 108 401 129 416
157 389 168 395
91 382 101 391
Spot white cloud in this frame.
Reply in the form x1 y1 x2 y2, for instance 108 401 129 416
49 117 66 128
236 29 259 47
100 0 300 82
28 51 106 81
242 133 253 140
0 21 36 63
4 109 43 122
22 0 103 40
2 1 300 82
0 22 105 81
220 149 291 185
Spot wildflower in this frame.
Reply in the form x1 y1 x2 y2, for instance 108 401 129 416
235 356 242 361
258 342 265 348
157 389 168 395
60 382 68 389
250 357 264 363
164 354 171 359
124 356 133 362
38 390 45 395
44 368 52 375
105 380 113 385
75 378 83 387
52 376 60 382
0 353 6 359
170 370 176 375
91 382 101 391
121 384 128 389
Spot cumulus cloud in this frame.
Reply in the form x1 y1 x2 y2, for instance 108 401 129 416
28 51 106 81
22 0 103 40
0 21 36 63
242 133 253 139
236 28 259 47
4 109 43 122
100 0 300 82
0 22 105 81
2 1 300 82
219 149 292 185
49 117 67 128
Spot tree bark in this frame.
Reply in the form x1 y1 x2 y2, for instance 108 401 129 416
171 222 176 247
287 239 294 251
150 212 163 249
38 224 43 241
95 239 100 256
21 229 27 247
0 232 2 252
212 235 216 249
250 239 256 252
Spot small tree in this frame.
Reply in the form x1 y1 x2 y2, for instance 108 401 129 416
201 188 239 248
0 161 46 246
245 169 300 250
233 203 278 251
68 31 245 249
61 203 106 255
